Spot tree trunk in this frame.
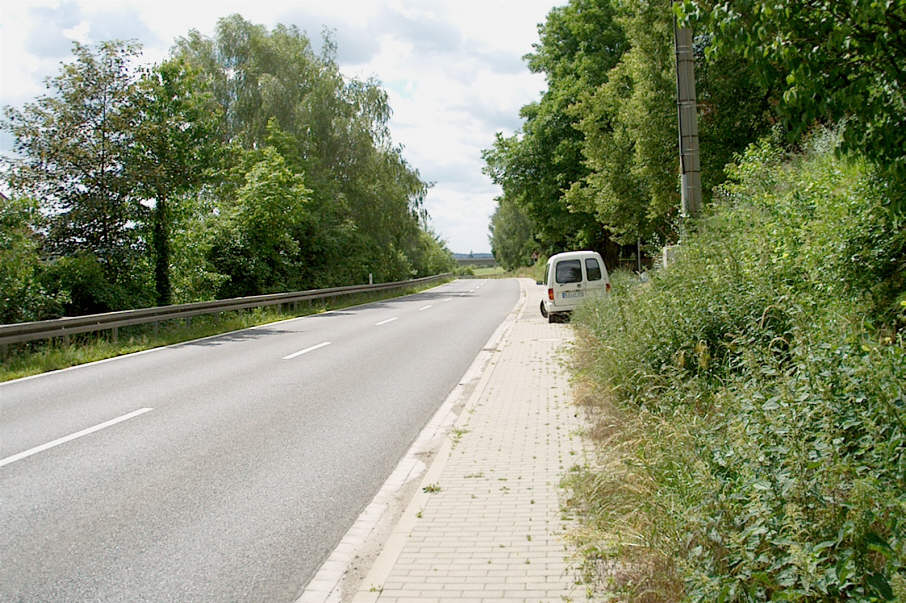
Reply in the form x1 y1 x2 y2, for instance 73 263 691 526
153 197 172 306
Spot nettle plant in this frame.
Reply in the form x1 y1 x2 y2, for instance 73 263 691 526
568 129 906 601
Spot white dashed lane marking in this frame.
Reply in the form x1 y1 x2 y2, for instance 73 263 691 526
0 408 154 468
283 341 332 360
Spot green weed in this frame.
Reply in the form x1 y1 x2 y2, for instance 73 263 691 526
566 129 906 601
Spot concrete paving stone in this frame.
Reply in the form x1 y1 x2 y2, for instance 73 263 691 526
375 591 414 598
417 590 459 598
340 280 591 603
446 570 489 578
504 590 548 598
460 590 505 598
414 575 460 585
445 582 508 591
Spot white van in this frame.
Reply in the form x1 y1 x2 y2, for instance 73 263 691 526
539 251 611 323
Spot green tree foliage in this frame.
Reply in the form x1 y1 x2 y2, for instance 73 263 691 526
484 0 787 257
2 41 149 310
409 229 456 277
488 195 535 271
482 0 628 259
692 30 778 199
0 196 65 322
565 0 679 245
1 18 451 322
209 147 314 296
680 0 906 186
175 15 446 282
130 58 222 305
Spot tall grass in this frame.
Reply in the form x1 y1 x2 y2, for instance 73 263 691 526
566 129 906 601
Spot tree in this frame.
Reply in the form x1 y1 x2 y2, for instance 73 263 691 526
482 0 628 261
175 15 442 284
130 58 221 305
680 0 906 185
2 41 147 308
0 195 65 322
489 195 535 270
565 0 679 245
487 0 784 261
209 147 314 297
692 32 778 198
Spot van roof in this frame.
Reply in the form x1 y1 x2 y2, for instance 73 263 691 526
548 250 601 261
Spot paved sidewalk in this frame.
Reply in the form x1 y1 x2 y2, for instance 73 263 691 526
301 278 590 602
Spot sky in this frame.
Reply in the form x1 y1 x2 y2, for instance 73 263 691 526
0 0 561 254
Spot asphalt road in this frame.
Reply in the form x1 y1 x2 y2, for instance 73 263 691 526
0 278 520 602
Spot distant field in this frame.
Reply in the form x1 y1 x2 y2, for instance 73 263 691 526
472 266 506 276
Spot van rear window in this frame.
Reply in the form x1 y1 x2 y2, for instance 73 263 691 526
585 258 602 281
555 260 582 284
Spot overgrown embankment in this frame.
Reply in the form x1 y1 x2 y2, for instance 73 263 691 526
566 131 906 601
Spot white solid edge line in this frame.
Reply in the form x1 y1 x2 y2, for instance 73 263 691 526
375 317 398 326
0 407 154 468
283 341 332 360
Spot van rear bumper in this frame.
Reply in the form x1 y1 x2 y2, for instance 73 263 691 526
541 299 574 316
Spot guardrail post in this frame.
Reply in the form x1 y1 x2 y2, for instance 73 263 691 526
112 326 118 344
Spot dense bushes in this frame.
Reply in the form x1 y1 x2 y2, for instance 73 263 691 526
567 130 906 600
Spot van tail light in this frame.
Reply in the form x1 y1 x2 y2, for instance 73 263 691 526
548 288 554 301
606 282 612 293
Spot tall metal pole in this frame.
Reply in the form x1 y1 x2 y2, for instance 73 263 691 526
674 15 702 219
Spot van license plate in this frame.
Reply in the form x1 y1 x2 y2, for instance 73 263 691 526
562 291 584 299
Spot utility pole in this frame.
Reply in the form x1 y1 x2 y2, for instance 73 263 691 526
673 15 702 219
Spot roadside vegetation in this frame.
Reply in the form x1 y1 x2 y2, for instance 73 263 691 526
485 0 906 271
566 130 906 600
0 279 449 383
484 1 905 598
1 15 454 327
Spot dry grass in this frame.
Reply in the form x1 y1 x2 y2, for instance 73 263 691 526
563 353 685 601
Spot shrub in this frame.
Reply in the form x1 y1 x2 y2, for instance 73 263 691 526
567 128 906 600
0 196 66 322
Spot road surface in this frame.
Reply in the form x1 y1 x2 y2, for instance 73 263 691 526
0 278 519 602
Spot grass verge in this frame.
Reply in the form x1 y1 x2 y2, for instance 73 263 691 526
564 129 906 601
1 279 451 383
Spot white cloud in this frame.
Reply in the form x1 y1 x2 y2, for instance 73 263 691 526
1 0 556 253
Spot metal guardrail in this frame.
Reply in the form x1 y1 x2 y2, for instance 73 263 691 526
0 274 452 347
